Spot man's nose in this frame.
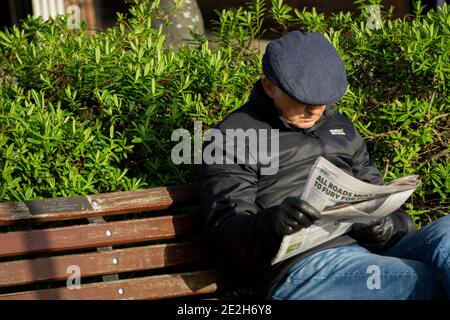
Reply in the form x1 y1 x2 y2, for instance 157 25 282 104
306 104 326 109
305 104 326 113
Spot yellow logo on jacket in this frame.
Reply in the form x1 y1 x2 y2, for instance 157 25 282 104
329 129 346 136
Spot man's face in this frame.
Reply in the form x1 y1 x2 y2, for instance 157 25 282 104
261 77 327 129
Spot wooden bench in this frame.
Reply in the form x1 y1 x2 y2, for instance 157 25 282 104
0 185 235 300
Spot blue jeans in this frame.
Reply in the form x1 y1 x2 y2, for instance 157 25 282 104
271 215 450 300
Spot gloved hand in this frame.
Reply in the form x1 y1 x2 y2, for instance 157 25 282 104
272 197 322 237
349 215 395 250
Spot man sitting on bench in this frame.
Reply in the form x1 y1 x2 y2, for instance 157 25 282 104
199 31 450 300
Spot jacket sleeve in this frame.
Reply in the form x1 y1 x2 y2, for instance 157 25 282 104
351 130 385 186
198 154 282 272
351 130 417 241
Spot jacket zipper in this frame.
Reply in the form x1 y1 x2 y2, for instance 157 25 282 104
304 129 326 157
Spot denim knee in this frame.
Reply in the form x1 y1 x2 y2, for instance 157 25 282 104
424 215 450 244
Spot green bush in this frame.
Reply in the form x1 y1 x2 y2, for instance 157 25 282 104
0 0 261 199
0 0 448 225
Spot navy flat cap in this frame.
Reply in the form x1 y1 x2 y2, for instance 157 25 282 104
262 31 347 106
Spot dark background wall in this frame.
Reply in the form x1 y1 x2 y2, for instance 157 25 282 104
0 1 445 30
197 0 445 30
0 0 33 29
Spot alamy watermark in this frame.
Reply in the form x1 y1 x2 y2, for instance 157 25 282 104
66 5 81 30
366 5 382 30
171 121 280 175
366 265 381 290
66 265 81 289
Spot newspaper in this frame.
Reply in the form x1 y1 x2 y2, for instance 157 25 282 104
272 156 420 265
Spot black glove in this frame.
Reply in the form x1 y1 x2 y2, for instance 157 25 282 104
350 210 417 251
349 215 395 250
272 197 322 237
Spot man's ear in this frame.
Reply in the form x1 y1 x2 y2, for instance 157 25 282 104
261 77 276 99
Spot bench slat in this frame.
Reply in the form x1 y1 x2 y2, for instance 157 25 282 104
0 214 201 258
0 270 221 300
0 242 208 287
0 185 197 226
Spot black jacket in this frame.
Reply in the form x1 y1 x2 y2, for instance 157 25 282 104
198 80 415 298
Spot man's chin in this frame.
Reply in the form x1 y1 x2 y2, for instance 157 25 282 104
294 120 317 129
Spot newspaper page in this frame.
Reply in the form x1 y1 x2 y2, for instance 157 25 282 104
271 157 420 265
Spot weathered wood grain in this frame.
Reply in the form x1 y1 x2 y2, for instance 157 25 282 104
0 242 208 287
0 214 201 257
0 185 198 226
0 270 221 300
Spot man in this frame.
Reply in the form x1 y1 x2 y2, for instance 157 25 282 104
199 31 450 299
